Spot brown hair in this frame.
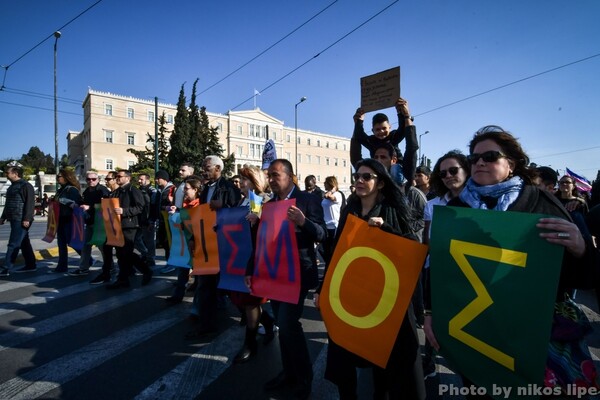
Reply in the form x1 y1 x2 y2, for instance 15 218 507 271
469 125 535 184
59 168 80 190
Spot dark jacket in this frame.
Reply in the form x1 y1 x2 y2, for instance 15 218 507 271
277 187 327 291
320 194 424 398
350 123 418 186
200 176 241 208
56 184 83 223
1 179 35 223
112 183 144 230
81 184 110 224
448 185 598 297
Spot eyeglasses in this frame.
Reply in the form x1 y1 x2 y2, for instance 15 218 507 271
352 172 378 182
559 180 573 185
439 167 461 179
86 178 98 181
467 150 507 165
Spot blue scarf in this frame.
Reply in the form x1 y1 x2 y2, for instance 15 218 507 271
459 176 524 211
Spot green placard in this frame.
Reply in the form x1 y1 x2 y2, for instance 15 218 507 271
430 206 563 399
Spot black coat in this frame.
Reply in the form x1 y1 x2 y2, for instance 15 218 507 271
112 183 144 230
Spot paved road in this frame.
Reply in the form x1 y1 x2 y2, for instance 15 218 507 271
1 220 600 399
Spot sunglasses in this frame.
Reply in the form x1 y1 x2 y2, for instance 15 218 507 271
116 175 126 179
439 166 461 179
467 150 507 165
105 177 114 181
86 178 98 181
352 172 378 182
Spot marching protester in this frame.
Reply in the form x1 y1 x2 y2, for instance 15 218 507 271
165 174 202 305
52 168 83 273
315 158 425 399
136 173 158 267
185 155 240 339
424 126 599 396
249 159 326 399
155 170 175 273
89 171 118 285
231 165 275 363
0 166 36 276
69 171 110 276
105 170 153 289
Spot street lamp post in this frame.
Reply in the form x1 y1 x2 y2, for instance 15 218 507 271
418 130 430 166
53 31 61 190
294 96 307 174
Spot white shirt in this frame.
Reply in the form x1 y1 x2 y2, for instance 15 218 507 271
321 191 342 230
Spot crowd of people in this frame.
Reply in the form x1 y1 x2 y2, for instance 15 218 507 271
2 97 600 399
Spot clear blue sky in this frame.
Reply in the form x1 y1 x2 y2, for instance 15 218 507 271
1 0 599 180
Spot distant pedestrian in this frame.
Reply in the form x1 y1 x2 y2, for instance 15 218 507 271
0 166 37 276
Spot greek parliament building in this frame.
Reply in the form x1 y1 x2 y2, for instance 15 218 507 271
67 89 352 190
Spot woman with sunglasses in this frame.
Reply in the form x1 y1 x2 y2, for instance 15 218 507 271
420 150 470 378
316 158 425 399
52 168 83 273
424 126 598 395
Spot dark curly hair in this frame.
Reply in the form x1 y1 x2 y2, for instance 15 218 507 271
430 150 470 197
469 125 536 184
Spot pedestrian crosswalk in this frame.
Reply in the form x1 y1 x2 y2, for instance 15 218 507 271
0 261 335 399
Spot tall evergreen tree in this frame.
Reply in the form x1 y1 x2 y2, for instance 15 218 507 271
168 83 191 176
19 146 54 174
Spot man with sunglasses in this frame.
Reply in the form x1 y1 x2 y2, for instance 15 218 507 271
68 171 110 277
106 170 153 289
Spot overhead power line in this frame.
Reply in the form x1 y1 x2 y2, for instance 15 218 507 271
200 0 339 95
0 0 105 89
229 0 399 111
413 53 600 118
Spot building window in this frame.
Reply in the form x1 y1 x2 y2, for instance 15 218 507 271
250 143 256 158
167 114 174 124
106 159 113 170
127 107 134 119
237 125 243 135
285 152 291 160
317 175 321 182
344 176 347 183
335 142 339 150
307 155 312 164
127 161 135 169
217 122 223 132
326 157 330 166
334 158 338 166
307 138 311 146
127 132 135 145
343 160 347 167
326 141 330 148
104 130 113 143
105 104 113 116
272 131 277 140
148 111 155 122
297 137 301 144
316 156 321 165
236 145 243 156
297 153 302 163
343 143 347 151
317 140 321 147
286 134 291 143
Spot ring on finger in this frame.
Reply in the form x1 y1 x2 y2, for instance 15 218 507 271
557 232 570 239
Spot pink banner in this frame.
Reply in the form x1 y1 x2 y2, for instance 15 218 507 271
251 199 301 304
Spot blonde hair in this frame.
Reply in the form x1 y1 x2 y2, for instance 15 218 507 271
239 165 269 194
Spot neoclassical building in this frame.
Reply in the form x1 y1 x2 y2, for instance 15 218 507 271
67 89 352 190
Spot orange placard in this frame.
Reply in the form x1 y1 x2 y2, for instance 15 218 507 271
185 204 220 275
101 198 124 247
320 214 427 368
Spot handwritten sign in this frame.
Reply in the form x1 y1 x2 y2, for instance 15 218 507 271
360 66 400 113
